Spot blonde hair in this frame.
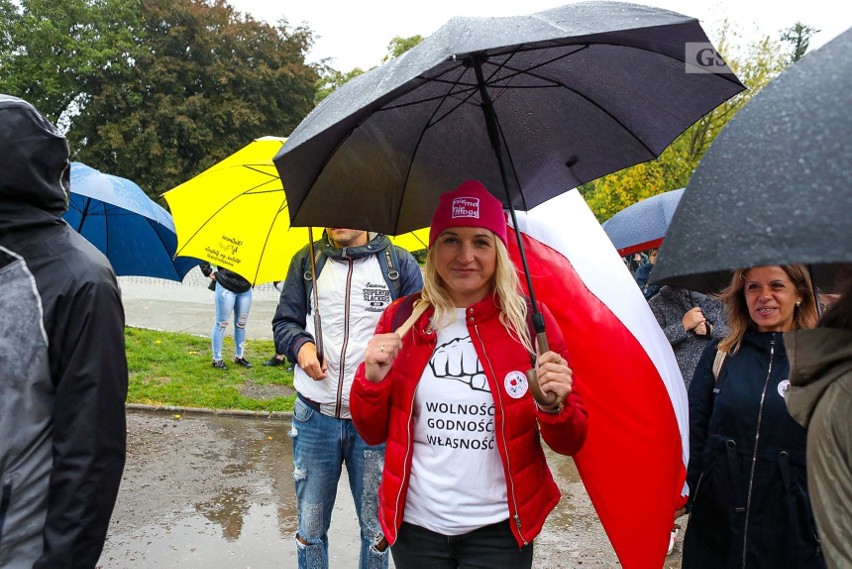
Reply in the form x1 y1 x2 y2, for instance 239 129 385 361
420 233 534 355
717 264 818 354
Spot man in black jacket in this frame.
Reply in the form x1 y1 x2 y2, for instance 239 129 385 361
0 95 127 567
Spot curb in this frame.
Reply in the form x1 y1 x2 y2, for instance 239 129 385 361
126 402 292 420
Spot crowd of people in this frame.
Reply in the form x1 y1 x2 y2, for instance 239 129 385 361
3 94 849 569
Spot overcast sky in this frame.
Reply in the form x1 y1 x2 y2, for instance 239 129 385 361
228 0 850 71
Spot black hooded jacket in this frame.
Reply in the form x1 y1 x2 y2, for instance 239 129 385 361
199 261 252 293
0 95 127 568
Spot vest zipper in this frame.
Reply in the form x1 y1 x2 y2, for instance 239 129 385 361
394 323 431 539
334 256 354 418
740 334 775 568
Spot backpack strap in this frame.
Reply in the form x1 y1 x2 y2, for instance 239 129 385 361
711 347 730 398
712 349 726 382
301 241 325 310
382 244 402 298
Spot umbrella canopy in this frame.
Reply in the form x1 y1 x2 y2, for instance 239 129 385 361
275 1 744 235
602 188 684 256
163 137 428 286
65 162 197 281
651 28 852 294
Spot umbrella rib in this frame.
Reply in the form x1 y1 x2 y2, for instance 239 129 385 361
243 164 280 179
173 190 269 256
381 44 586 113
174 173 288 281
490 38 742 89
400 40 737 159
393 66 486 234
251 205 284 285
488 44 664 156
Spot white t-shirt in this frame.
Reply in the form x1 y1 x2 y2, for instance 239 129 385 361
293 255 391 418
403 309 508 534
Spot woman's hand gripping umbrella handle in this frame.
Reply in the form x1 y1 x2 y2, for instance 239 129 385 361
527 332 559 408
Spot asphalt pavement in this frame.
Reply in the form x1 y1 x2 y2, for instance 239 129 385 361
115 272 684 568
119 271 281 340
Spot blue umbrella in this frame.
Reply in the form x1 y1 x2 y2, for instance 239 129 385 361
602 188 685 256
64 162 198 281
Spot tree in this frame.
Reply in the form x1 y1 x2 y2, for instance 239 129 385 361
314 34 423 106
314 65 364 106
1 0 319 198
0 0 139 127
781 22 819 63
67 0 319 197
0 1 20 71
384 35 423 61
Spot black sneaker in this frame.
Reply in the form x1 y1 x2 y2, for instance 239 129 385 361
212 360 227 370
234 357 253 369
263 356 286 367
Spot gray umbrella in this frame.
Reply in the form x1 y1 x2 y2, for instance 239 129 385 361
276 1 743 236
651 27 852 294
602 187 684 256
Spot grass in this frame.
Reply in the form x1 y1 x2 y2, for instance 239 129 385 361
125 326 295 412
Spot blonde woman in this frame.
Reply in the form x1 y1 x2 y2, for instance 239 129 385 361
681 265 823 568
351 180 588 568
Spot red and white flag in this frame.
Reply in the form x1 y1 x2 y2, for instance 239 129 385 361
507 189 689 569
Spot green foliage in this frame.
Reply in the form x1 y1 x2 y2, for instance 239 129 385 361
314 34 423 106
71 0 320 198
125 326 295 411
384 34 423 60
781 22 820 63
1 0 320 200
0 0 139 127
314 65 364 106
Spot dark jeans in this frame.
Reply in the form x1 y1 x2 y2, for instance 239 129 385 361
390 520 533 569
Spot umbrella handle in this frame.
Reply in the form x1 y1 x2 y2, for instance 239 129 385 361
313 312 325 368
526 332 559 407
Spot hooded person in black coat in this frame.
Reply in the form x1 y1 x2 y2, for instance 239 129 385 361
0 95 127 568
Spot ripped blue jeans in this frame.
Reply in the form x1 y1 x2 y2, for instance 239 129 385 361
211 283 252 361
291 396 388 569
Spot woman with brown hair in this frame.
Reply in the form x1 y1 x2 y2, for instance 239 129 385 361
680 265 824 568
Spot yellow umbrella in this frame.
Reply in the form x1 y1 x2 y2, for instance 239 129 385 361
163 136 428 285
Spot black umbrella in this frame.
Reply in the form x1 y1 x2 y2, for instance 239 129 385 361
651 27 852 295
276 1 743 401
277 2 742 236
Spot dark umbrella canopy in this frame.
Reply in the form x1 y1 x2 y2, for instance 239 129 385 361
276 1 744 235
602 188 684 256
652 28 852 294
65 162 197 281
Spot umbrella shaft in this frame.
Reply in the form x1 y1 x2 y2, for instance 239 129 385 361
473 57 543 334
77 197 93 232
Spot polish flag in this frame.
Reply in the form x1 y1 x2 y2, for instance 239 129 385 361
507 189 689 568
